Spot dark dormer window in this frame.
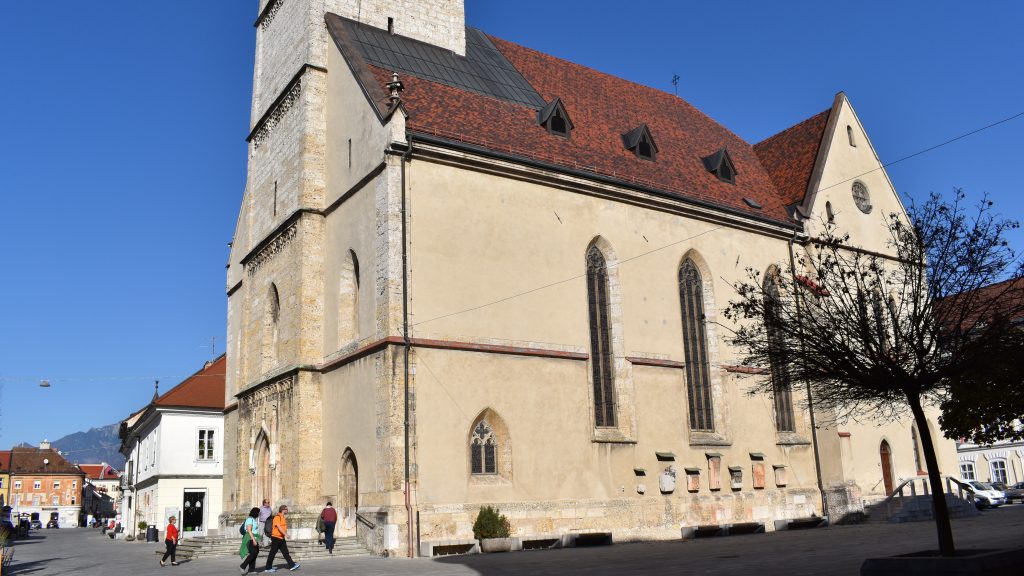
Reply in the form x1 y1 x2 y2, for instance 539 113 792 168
701 148 738 184
622 124 658 161
537 97 573 138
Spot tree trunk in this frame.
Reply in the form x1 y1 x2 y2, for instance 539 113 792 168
906 392 955 556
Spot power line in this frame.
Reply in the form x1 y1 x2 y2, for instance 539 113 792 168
817 109 1024 193
411 225 725 328
414 109 1023 328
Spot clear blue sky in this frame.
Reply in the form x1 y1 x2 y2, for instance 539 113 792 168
1 1 1021 450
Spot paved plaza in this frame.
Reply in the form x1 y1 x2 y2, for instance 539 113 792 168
8 505 1024 576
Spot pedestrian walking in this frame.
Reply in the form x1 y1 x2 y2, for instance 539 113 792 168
159 516 180 567
320 502 338 555
239 507 261 575
258 499 273 545
264 505 299 572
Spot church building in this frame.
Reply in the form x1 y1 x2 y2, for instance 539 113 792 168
223 0 958 556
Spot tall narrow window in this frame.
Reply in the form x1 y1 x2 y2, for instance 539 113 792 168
764 274 795 432
338 250 360 345
470 421 497 475
263 283 281 371
911 426 922 472
847 125 856 147
586 246 616 427
679 259 714 431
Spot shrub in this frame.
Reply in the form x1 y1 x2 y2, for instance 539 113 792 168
472 506 510 540
137 521 148 531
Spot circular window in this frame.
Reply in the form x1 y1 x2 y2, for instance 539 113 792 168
852 181 872 214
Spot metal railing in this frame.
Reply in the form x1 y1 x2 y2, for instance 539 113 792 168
879 475 974 518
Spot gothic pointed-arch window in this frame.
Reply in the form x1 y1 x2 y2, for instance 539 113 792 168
586 245 617 427
764 273 795 432
470 420 497 475
262 283 281 372
338 250 360 346
679 259 714 431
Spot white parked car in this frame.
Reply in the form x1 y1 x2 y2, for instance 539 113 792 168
960 480 1006 509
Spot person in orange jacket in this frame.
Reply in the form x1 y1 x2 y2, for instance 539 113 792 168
263 505 299 572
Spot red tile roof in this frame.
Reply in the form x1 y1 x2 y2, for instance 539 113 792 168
940 277 1024 331
369 35 815 225
154 354 226 410
753 108 832 207
78 463 120 481
0 451 11 472
10 447 83 476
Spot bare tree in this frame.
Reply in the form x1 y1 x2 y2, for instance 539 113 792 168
724 190 1023 557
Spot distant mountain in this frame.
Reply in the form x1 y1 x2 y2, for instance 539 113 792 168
50 424 125 469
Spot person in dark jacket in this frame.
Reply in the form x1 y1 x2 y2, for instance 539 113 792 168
319 502 338 554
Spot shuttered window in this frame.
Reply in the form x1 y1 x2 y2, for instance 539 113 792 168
679 259 714 431
764 275 795 432
586 246 617 427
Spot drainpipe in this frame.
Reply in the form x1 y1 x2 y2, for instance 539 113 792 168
788 229 827 519
400 140 414 558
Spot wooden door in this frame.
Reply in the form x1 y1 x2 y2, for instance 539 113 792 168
880 441 894 495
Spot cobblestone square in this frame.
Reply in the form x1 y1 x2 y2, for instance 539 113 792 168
8 505 1023 575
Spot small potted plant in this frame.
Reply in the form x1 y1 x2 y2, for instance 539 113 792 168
473 506 513 553
137 521 148 542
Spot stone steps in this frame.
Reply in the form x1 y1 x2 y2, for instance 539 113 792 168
174 537 368 560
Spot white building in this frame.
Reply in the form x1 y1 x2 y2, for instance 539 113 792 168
957 439 1024 486
120 355 226 538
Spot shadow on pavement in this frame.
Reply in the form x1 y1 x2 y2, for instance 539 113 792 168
8 556 68 575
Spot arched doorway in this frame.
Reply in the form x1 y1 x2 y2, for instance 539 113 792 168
339 449 358 535
880 440 894 495
254 434 272 506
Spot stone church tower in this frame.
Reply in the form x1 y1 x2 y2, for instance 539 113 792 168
223 0 465 555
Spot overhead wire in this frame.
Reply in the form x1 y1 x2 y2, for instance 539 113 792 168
410 108 1023 329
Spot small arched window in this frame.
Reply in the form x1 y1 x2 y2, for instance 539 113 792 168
764 273 795 432
470 420 497 475
586 245 617 427
679 259 714 431
825 201 835 223
847 125 856 147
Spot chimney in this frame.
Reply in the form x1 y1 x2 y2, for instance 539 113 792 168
40 439 50 450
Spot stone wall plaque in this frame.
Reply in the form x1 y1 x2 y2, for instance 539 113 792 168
684 468 700 493
728 466 743 490
752 462 766 489
659 465 677 494
773 464 787 487
706 453 722 491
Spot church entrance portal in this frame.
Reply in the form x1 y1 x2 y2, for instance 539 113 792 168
339 450 358 535
880 440 894 495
